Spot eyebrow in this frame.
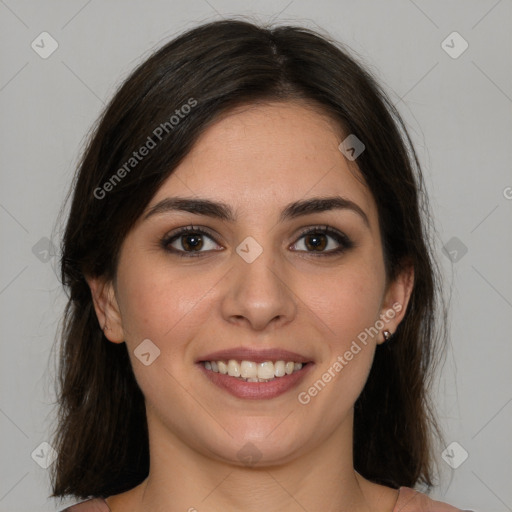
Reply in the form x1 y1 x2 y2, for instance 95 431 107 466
144 195 370 227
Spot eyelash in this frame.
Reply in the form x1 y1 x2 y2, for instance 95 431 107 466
161 225 354 258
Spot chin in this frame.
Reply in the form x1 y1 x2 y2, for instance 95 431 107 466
205 427 307 468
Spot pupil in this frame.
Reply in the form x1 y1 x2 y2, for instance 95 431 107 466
306 233 326 251
183 234 203 251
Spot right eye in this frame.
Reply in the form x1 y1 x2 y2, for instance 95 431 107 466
161 226 224 257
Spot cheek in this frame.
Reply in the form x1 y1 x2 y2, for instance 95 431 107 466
115 254 220 347
114 257 216 398
303 261 386 347
297 265 385 408
292 264 386 435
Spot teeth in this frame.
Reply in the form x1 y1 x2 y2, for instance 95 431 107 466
240 360 258 379
274 360 286 377
227 359 241 377
203 359 304 381
258 361 274 379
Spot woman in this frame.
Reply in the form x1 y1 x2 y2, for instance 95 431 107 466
50 19 467 512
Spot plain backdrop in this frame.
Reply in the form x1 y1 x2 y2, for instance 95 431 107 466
0 1 511 511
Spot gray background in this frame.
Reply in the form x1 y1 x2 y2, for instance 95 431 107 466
0 1 511 511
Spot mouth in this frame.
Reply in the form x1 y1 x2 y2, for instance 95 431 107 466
196 348 314 399
201 359 307 382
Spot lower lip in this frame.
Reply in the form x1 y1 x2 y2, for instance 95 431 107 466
197 363 314 400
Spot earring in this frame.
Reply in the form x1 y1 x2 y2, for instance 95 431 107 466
382 330 393 342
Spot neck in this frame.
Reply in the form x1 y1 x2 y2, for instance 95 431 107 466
123 410 383 512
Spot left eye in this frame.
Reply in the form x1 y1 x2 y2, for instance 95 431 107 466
290 227 352 254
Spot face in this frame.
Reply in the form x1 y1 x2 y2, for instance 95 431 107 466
91 101 412 466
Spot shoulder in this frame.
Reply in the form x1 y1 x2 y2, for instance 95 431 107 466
394 486 475 512
59 497 110 512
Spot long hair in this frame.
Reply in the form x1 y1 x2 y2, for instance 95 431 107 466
50 19 447 500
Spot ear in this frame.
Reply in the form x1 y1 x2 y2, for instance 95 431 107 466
86 276 125 343
376 263 414 345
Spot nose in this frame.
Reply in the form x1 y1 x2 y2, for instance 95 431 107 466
220 247 297 332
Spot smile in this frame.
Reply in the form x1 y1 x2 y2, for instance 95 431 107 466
197 359 313 400
202 359 305 382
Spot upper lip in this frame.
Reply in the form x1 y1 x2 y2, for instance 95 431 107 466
196 347 313 364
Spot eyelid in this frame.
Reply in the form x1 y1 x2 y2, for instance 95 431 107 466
294 224 350 241
163 224 218 241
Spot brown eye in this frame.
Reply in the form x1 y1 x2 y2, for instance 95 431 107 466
162 226 223 256
291 226 353 256
304 233 327 251
180 233 204 251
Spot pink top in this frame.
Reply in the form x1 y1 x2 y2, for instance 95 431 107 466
61 486 470 511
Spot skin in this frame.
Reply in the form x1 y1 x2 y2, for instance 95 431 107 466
89 101 414 512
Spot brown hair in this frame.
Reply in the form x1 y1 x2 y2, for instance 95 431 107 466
50 19 447 501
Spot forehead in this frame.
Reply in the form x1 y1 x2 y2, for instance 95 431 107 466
150 101 376 224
